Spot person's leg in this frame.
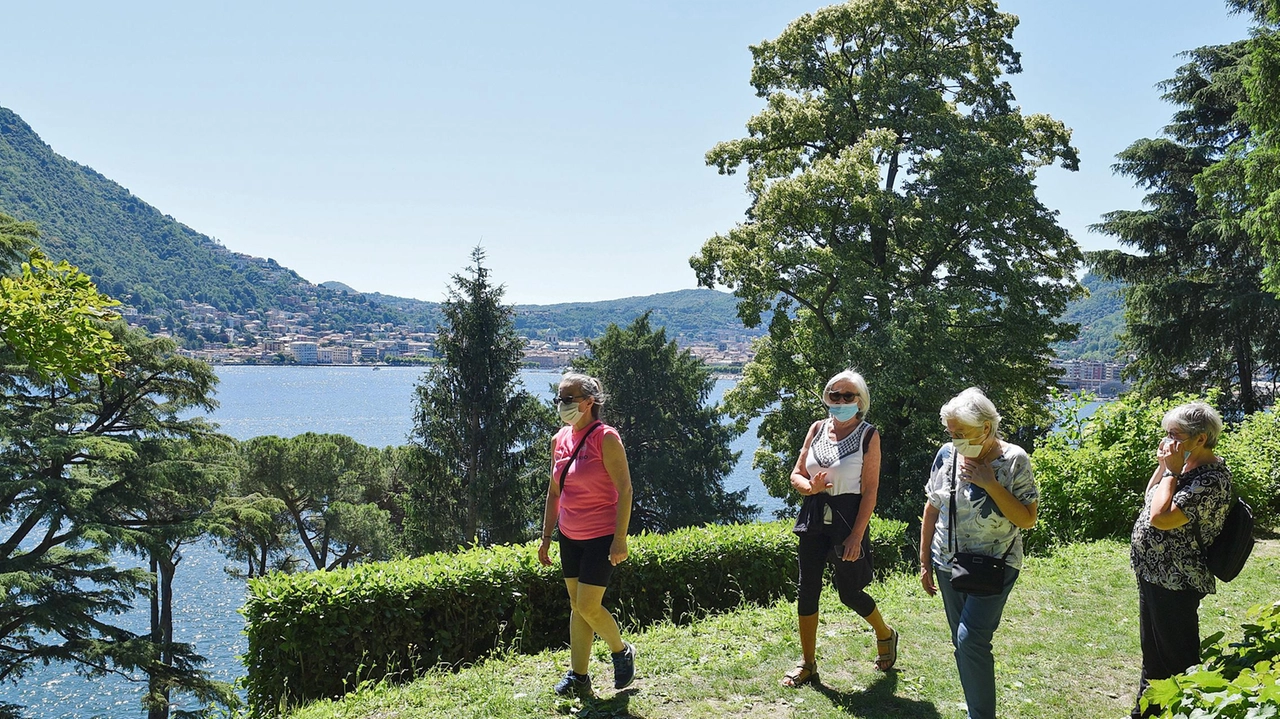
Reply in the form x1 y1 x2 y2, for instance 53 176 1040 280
937 566 1018 719
563 577 596 674
795 532 830 668
572 581 625 654
830 537 892 641
1132 580 1204 718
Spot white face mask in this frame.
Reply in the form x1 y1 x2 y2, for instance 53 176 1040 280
558 403 583 425
952 428 989 458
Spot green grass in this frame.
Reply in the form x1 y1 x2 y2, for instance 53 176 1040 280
284 540 1280 719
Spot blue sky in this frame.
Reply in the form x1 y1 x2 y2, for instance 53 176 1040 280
0 1 1255 304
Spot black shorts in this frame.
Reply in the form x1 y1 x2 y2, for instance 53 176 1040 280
559 533 615 587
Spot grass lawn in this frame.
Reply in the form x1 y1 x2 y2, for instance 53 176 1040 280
285 539 1279 719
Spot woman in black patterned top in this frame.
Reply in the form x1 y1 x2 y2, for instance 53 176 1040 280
780 369 897 688
1129 401 1233 719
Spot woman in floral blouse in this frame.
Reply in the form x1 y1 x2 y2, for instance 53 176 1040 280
1129 402 1233 719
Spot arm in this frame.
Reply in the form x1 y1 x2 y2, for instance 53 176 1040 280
963 452 1038 530
841 430 881 562
790 421 829 496
1148 473 1190 530
920 502 940 596
537 439 560 567
602 432 633 565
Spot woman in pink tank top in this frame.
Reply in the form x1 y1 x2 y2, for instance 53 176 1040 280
537 373 636 696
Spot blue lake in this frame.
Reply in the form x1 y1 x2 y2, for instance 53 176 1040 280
4 366 778 718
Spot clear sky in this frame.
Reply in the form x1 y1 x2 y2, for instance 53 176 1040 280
0 1 1255 305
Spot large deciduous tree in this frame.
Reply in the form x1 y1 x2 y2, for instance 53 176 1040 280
692 0 1083 520
571 313 754 533
1091 41 1280 414
403 247 554 552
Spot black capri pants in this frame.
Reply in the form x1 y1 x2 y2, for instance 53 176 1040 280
797 529 876 616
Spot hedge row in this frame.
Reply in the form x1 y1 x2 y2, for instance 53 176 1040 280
242 517 910 713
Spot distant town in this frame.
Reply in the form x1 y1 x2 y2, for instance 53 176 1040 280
124 300 756 371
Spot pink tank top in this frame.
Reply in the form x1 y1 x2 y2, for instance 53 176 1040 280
553 422 621 540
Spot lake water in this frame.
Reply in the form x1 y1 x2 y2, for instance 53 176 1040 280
4 366 778 718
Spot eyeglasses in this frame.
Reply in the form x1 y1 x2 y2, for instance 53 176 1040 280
554 394 584 405
826 391 859 403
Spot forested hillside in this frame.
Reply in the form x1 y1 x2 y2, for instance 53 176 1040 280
0 103 1118 347
1053 273 1124 361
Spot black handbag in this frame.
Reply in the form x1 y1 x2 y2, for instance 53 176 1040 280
947 451 1013 596
1190 486 1255 582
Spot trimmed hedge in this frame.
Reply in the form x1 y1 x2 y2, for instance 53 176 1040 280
242 517 910 713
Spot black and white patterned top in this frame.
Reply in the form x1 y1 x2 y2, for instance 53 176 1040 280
1130 461 1233 594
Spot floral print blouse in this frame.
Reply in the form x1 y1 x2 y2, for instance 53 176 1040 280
1130 461 1233 595
926 442 1039 572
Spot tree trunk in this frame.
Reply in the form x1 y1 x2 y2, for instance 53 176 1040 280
1233 322 1257 414
146 551 177 719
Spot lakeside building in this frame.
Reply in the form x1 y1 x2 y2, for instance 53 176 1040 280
1050 358 1128 397
289 342 319 365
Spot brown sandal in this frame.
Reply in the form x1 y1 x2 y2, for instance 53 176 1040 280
875 628 899 671
781 660 817 687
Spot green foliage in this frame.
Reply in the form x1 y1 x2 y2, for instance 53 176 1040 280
1219 3 1280 292
1030 391 1279 550
403 248 555 553
1030 392 1186 549
1091 41 1280 414
241 517 912 713
1053 273 1125 361
515 289 761 343
1141 601 1280 718
1216 409 1280 533
0 321 229 715
237 433 396 571
571 313 754 532
693 0 1084 524
0 212 124 384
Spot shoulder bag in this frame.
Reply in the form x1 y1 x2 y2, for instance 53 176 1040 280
948 450 1013 596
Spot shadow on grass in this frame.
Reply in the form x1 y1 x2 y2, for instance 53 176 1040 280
813 671 942 718
558 688 646 718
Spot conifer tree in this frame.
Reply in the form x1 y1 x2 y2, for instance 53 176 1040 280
572 313 754 532
404 247 554 552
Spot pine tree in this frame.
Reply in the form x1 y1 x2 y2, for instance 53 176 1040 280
404 247 554 552
572 313 754 533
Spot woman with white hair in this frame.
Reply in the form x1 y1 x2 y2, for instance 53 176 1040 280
919 387 1038 719
1129 402 1233 719
780 369 897 688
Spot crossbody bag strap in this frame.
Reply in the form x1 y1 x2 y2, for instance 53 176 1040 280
558 422 603 494
949 448 1016 560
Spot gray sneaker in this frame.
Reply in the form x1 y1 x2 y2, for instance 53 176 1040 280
612 642 636 689
553 670 592 697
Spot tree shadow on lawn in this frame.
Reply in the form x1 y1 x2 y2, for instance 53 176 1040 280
813 671 942 719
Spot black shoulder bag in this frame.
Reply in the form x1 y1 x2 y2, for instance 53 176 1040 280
1189 481 1255 582
948 450 1014 596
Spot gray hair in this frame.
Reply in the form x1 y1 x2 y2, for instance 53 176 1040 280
823 369 870 417
560 372 606 420
939 387 1002 437
1163 401 1223 449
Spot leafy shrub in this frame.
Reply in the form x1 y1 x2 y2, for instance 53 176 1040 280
1216 410 1280 533
1028 393 1187 549
1141 601 1280 718
1029 392 1278 550
242 518 912 714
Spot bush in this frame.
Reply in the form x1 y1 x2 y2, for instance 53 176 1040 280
1141 601 1280 718
242 518 913 714
1028 393 1187 550
1216 410 1280 533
